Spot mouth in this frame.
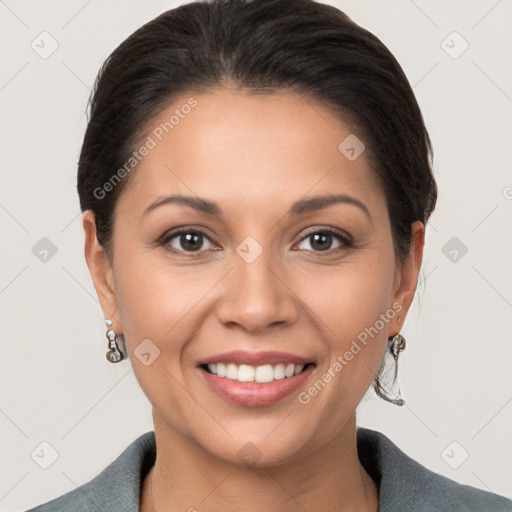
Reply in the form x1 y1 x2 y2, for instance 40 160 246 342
196 352 316 407
200 362 314 383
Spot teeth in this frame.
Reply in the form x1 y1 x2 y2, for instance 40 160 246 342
238 364 255 382
255 364 274 383
294 364 304 375
205 362 308 382
226 363 238 380
274 364 285 380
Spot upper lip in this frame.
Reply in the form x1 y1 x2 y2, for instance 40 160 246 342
198 350 313 367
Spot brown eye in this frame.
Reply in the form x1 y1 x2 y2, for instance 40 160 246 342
162 229 215 253
296 229 352 253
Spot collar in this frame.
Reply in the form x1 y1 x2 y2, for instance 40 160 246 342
37 427 511 512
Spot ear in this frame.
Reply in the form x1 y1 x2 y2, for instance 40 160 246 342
390 220 425 334
82 211 121 331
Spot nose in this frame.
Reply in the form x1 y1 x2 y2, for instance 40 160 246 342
215 246 300 334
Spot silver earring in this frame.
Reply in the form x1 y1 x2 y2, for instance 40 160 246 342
388 333 406 406
105 319 125 363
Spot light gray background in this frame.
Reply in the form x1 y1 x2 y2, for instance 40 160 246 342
1 0 511 510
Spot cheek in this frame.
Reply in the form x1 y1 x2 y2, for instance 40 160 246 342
293 253 395 402
296 255 396 342
112 254 213 428
114 253 220 352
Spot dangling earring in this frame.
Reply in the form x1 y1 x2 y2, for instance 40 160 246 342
390 333 406 378
388 333 406 406
105 319 125 363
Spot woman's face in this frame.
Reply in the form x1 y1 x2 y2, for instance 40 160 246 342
85 88 423 466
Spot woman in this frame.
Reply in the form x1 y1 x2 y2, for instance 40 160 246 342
26 0 512 510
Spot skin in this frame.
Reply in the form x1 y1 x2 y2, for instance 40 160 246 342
83 88 424 512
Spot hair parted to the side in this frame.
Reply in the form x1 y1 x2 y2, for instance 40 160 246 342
77 0 437 405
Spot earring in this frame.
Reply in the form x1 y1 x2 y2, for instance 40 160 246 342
388 333 406 406
105 319 125 363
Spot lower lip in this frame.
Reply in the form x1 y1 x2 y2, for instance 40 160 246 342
198 365 315 407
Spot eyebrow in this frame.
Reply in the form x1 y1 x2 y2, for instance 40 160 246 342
142 193 372 221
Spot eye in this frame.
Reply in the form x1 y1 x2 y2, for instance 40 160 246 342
296 228 352 252
159 227 352 255
161 228 217 253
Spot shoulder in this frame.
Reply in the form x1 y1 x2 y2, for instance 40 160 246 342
23 427 512 511
357 427 512 512
23 431 156 512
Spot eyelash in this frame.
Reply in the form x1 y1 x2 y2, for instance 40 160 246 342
159 227 353 256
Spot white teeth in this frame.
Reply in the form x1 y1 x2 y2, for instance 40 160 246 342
226 363 238 379
255 364 274 383
284 364 295 378
273 363 285 380
217 363 226 377
238 364 255 382
205 362 308 382
294 364 304 375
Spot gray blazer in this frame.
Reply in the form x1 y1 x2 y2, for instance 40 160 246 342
24 428 512 511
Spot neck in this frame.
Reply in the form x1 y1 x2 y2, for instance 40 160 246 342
141 411 379 512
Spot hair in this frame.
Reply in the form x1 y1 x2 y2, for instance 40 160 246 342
77 0 437 404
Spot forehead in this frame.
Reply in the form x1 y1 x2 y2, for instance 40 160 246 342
118 88 383 215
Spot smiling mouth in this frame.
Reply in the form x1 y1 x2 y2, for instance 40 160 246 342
200 362 315 383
